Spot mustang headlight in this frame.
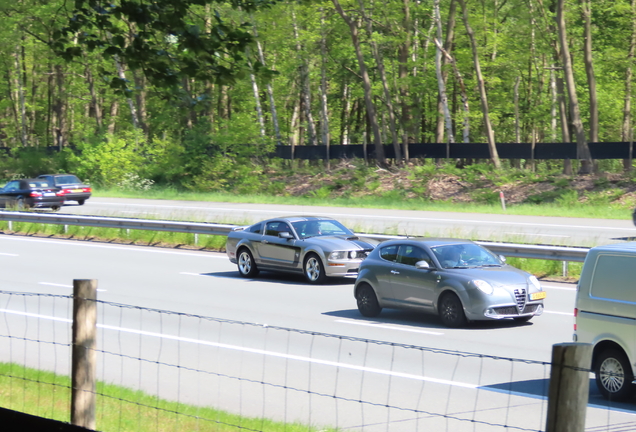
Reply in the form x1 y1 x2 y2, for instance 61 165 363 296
472 280 494 295
529 275 541 290
329 251 347 260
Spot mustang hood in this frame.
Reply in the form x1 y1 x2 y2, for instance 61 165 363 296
309 235 378 250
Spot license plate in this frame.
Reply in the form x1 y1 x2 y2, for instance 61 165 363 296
530 291 547 300
72 189 83 192
43 192 55 197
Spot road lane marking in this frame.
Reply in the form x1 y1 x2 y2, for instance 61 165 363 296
0 252 18 256
39 282 107 292
543 310 573 316
0 236 229 258
335 319 444 335
39 283 72 288
95 201 636 232
504 232 571 238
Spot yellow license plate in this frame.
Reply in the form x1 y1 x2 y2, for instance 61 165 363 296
72 189 83 192
530 291 546 300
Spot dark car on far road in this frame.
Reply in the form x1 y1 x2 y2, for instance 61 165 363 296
0 179 64 211
37 174 92 205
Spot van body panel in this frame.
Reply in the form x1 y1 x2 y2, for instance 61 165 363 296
575 242 636 394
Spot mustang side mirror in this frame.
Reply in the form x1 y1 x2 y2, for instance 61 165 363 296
415 261 431 269
499 255 507 263
279 232 293 239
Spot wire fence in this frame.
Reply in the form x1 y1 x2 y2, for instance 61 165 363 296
0 289 633 432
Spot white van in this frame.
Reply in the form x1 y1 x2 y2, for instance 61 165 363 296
574 242 636 401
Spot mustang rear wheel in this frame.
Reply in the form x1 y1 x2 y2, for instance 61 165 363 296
438 292 467 328
237 248 259 278
356 284 382 317
304 254 327 284
595 349 635 401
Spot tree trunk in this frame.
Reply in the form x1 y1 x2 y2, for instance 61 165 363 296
435 0 457 145
622 0 636 171
107 100 119 135
132 69 148 136
358 0 401 163
113 55 140 132
54 64 67 149
319 8 331 168
399 0 412 161
13 44 28 146
292 8 317 146
580 0 598 173
332 0 386 166
434 0 455 156
247 54 266 138
458 0 501 168
252 17 282 146
556 0 592 173
84 65 103 131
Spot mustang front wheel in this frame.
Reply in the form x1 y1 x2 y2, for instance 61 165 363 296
237 248 259 278
304 254 327 284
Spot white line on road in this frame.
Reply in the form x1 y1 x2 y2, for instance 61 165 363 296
504 232 570 238
39 282 107 292
0 252 18 256
543 310 573 316
335 319 444 335
0 236 228 258
542 284 576 291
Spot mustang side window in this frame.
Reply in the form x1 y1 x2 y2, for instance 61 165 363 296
397 246 432 267
248 223 262 234
379 245 398 262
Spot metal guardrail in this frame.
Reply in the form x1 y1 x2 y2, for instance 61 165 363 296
0 211 590 262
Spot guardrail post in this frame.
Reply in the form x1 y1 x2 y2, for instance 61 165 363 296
545 343 592 432
71 279 97 430
562 261 569 277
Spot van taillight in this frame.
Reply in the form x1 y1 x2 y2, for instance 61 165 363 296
573 308 578 331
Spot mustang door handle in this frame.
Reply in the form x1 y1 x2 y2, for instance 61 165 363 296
262 240 269 244
391 270 400 274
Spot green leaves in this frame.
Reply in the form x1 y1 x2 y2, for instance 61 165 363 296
52 0 278 90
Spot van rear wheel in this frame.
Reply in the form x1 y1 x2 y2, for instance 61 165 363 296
595 349 635 401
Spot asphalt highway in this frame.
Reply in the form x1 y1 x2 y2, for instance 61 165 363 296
1 232 635 431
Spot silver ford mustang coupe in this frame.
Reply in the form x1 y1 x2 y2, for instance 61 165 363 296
354 238 546 327
226 216 379 284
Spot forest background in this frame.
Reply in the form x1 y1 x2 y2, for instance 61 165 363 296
1 0 636 209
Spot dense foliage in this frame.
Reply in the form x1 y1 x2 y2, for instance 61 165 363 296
0 0 634 187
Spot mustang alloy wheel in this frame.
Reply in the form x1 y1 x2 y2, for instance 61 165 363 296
304 254 327 284
237 248 259 278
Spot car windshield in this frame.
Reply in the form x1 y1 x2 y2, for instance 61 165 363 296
292 220 354 239
53 175 81 185
431 244 503 269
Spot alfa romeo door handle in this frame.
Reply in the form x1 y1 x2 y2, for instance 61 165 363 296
391 270 400 275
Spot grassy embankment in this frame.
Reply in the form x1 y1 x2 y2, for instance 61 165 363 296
0 363 332 432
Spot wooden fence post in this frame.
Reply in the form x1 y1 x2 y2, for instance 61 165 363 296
71 279 97 430
545 343 593 432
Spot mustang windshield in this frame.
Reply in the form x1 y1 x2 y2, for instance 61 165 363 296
292 220 354 239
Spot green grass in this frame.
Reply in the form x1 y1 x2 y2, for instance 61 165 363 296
0 362 336 432
95 186 633 221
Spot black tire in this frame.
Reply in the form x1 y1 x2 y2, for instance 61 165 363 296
304 253 327 284
50 205 61 212
356 284 382 317
438 292 467 328
16 198 25 211
595 349 635 401
237 248 259 278
77 199 85 205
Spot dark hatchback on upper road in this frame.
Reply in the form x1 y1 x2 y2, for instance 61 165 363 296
37 174 92 205
0 179 64 210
